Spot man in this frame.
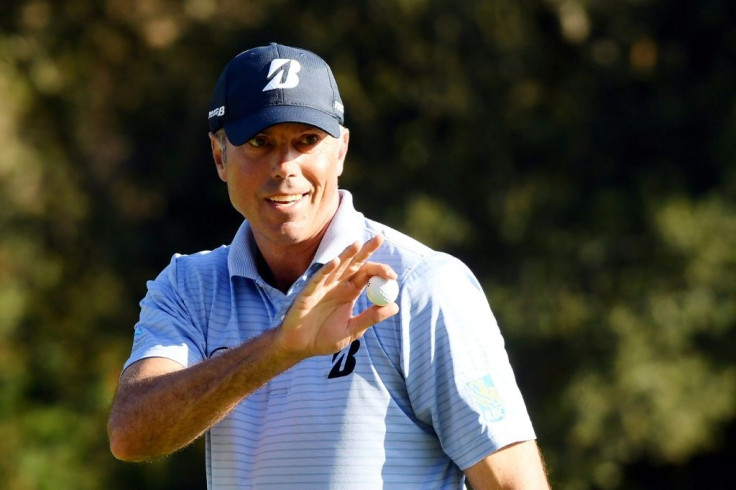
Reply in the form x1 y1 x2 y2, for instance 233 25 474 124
108 43 549 489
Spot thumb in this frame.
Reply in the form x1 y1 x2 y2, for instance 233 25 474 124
347 303 400 338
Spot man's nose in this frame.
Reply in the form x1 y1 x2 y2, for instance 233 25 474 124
270 146 301 180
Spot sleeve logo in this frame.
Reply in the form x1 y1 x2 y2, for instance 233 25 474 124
466 374 507 423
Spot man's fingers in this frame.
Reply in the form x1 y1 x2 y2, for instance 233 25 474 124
300 255 341 299
324 235 385 284
281 235 399 358
335 235 384 280
299 236 395 305
349 262 397 290
328 242 361 282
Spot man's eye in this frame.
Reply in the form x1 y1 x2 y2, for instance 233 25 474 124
247 136 267 147
300 134 320 145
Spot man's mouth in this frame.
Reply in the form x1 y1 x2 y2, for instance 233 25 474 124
266 194 306 205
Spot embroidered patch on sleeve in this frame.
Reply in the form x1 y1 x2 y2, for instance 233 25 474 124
466 374 507 423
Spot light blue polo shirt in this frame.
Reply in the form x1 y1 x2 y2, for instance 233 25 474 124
125 190 536 489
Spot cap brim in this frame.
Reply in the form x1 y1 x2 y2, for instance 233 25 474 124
223 106 341 146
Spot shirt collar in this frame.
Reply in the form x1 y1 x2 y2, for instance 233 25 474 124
227 189 364 279
227 220 259 280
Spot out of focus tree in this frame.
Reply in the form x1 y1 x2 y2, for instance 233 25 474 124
0 0 733 488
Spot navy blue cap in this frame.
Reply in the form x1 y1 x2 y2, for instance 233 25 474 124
208 43 345 146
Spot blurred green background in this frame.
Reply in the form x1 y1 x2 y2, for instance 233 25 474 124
1 0 734 488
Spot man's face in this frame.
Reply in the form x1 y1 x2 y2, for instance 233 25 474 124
211 123 349 252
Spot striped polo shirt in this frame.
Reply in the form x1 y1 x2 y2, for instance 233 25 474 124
124 190 536 489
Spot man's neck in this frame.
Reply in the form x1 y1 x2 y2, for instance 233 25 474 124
250 194 343 292
254 249 310 293
251 230 327 293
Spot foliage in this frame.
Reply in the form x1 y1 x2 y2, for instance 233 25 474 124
0 0 734 487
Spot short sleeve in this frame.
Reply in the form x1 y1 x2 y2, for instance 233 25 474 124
399 253 536 470
123 254 207 372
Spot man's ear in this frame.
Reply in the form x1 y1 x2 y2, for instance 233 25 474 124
336 127 349 177
209 132 227 182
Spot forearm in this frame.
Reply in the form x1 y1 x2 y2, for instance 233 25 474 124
108 328 301 461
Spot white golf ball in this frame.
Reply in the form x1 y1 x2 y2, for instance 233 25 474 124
366 276 399 306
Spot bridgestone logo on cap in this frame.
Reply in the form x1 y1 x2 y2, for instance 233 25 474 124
208 106 225 119
262 59 301 91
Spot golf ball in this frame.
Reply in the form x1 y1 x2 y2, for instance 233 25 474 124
366 276 399 306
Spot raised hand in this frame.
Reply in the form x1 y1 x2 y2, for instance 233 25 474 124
276 234 399 359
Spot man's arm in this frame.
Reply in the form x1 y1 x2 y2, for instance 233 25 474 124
464 440 550 490
107 328 300 461
108 236 398 462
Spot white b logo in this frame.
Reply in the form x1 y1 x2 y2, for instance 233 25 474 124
262 59 301 91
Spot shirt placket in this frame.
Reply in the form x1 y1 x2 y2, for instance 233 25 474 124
266 263 324 398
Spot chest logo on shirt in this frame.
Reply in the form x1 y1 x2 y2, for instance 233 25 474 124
327 339 360 379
